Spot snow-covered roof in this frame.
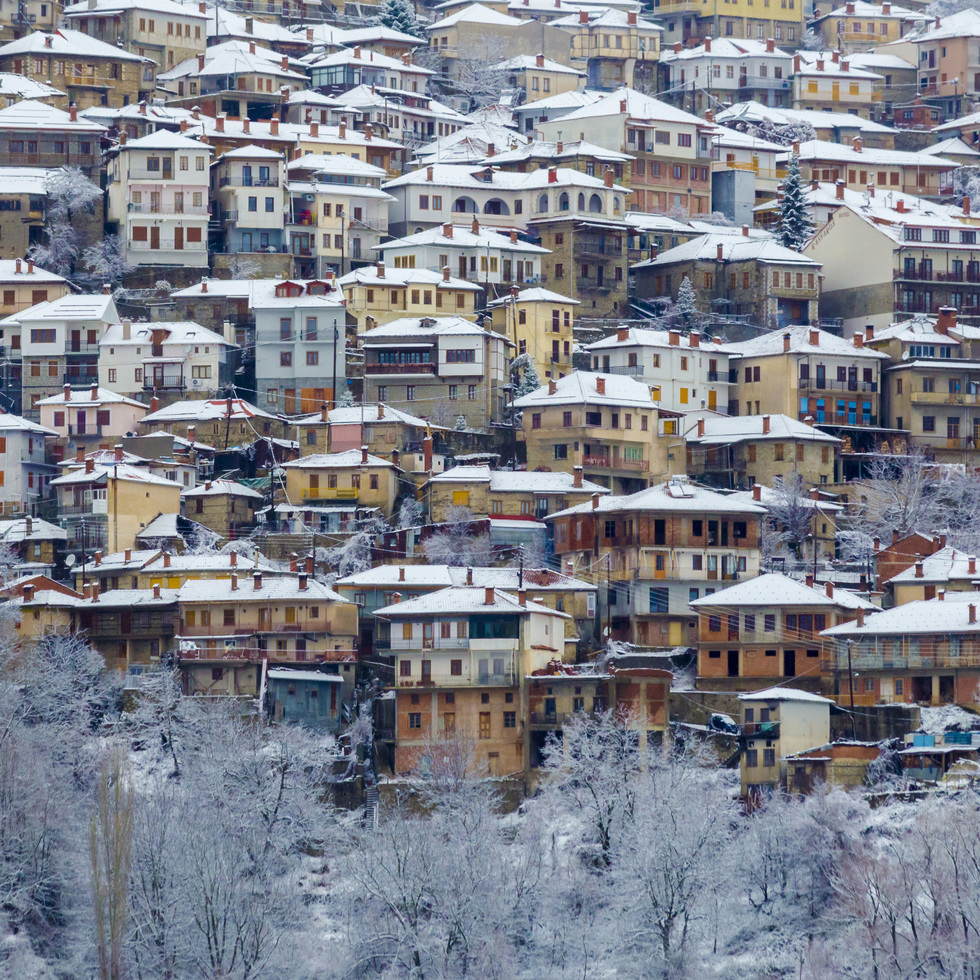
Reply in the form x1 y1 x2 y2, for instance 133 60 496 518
662 37 793 62
512 370 654 409
690 572 875 609
477 139 632 168
99 320 231 348
716 100 899 135
337 265 481 291
725 324 888 360
374 584 566 618
0 412 58 436
288 152 388 179
586 326 731 353
784 139 954 170
845 51 917 71
548 479 768 519
0 28 150 61
0 73 65 100
885 545 980 585
512 89 605 115
0 259 68 285
1 292 114 326
267 668 342 683
923 136 980 159
684 412 841 445
50 462 181 488
550 7 661 28
632 233 821 269
492 54 586 76
64 0 209 16
739 687 834 704
0 517 66 543
181 479 263 499
337 563 595 591
792 51 882 81
725 484 843 513
383 161 628 193
867 313 962 345
823 592 980 636
282 449 396 470
37 387 147 409
141 397 276 424
377 224 550 254
427 3 523 29
361 315 496 341
547 86 710 129
487 286 579 306
426 464 610 495
178 576 347 603
912 8 980 42
295 403 441 429
119 129 213 152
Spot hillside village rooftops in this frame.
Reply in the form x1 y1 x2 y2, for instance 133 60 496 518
426 464 611 495
477 139 632 167
548 479 769 519
64 0 209 14
726 484 843 512
885 545 980 584
724 324 888 360
716 100 898 134
684 412 841 445
0 168 59 196
690 572 875 609
586 325 732 351
845 51 918 71
374 584 568 618
0 517 66 543
0 259 68 284
0 413 58 436
178 576 347 603
513 89 605 114
868 314 963 345
492 54 586 75
911 8 980 41
793 51 883 80
713 129 788 153
99 320 232 348
0 74 65 99
169 279 345 307
823 592 980 636
216 145 287 162
1 293 114 325
923 137 980 159
512 370 654 409
288 153 388 178
550 7 661 28
752 181 959 218
814 0 919 18
295 403 443 428
632 233 819 269
305 47 433 74
203 2 307 44
338 563 597 591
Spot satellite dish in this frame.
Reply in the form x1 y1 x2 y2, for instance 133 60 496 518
65 554 76 567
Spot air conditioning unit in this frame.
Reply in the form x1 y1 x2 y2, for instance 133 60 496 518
303 193 315 202
191 378 202 387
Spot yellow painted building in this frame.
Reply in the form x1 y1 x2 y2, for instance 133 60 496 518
489 286 579 382
655 0 805 49
282 447 401 519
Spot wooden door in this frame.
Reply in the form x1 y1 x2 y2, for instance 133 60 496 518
174 226 183 251
150 226 160 250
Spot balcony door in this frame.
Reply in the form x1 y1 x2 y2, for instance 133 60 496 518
174 227 183 251
150 226 160 250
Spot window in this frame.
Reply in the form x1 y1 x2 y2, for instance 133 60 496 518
406 385 415 401
504 711 516 728
763 748 776 768
409 713 422 729
400 660 411 676
764 614 775 632
280 352 292 367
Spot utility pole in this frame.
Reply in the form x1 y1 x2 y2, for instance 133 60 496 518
846 639 857 740
605 553 611 645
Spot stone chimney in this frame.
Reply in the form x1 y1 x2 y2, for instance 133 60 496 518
857 607 864 627
114 444 123 462
914 560 923 578
617 325 629 341
230 550 237 566
705 36 712 52
752 484 761 501
592 492 600 510
466 567 473 585
548 166 557 183
697 418 705 437
299 573 308 591
573 465 583 488
361 444 368 464
690 331 700 348
85 458 94 474
762 415 771 435
853 333 864 349
853 137 863 153
937 306 956 335
604 167 614 188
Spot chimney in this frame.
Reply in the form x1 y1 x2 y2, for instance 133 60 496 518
972 604 978 625
216 115 225 133
697 418 705 437
423 434 433 474
573 465 583 488
92 584 99 603
253 571 263 590
854 137 863 154
822 580 834 599
580 9 589 22
717 243 724 261
556 140 563 154
965 196 972 216
339 119 346 139
361 444 368 464
592 492 600 510
120 133 126 146
471 216 479 234
892 530 900 546
152 583 160 600
809 327 819 346
864 324 874 342
270 119 278 136
230 550 237 567
299 573 308 591
14 258 21 275
766 37 775 52
604 167 614 188
742 225 749 237
443 222 453 238
853 333 864 349
95 550 102 566
794 54 801 73
690 331 700 348
180 119 188 134
627 10 636 24
124 548 131 562
937 306 956 335
548 166 557 183
484 586 495 605
443 266 451 282
91 383 98 400
64 383 71 401
85 458 94 474
914 559 923 578
23 584 33 603
163 552 171 568
75 446 84 463
201 280 208 294
289 553 298 573
617 326 629 342
306 555 314 575
376 260 385 278
365 123 373 141
762 415 771 435
548 379 557 394
752 483 761 501
620 98 627 114
705 109 714 123
971 555 978 574
466 567 473 586
595 377 606 396
310 122 319 137
873 536 880 552
804 415 814 426
896 199 906 213
103 282 111 294
783 331 791 352
245 15 253 31
811 177 819 191
817 61 825 72
668 330 680 346
673 41 682 52
114 444 123 462
519 588 527 606
44 34 52 47
857 607 865 627
231 572 238 591
705 36 712 52
806 572 814 588
192 106 200 120
536 53 544 68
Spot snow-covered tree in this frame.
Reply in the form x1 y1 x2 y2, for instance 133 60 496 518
675 275 702 328
777 154 814 251
27 167 103 279
227 254 261 280
510 352 541 399
397 496 426 528
743 116 816 147
376 0 419 35
767 474 817 557
452 35 509 111
336 387 355 408
81 235 131 288
453 414 467 431
422 505 493 566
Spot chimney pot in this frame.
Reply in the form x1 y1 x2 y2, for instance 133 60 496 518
762 415 771 435
485 586 495 605
752 483 761 501
253 571 263 590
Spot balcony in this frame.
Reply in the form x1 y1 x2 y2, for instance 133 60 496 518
798 378 878 393
576 276 615 295
914 435 977 451
142 375 185 391
740 721 781 738
800 412 878 426
894 268 980 283
129 240 207 251
301 487 358 500
219 176 279 187
179 645 355 663
288 213 317 227
582 454 648 471
128 204 209 216
607 365 644 376
364 362 436 375
911 390 980 406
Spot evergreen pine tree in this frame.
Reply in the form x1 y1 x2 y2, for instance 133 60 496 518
377 0 418 35
675 275 701 327
511 353 542 399
337 387 355 408
777 155 814 251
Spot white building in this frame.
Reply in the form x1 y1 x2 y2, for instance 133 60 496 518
0 412 58 515
106 129 212 269
98 319 235 400
212 145 287 256
587 326 734 414
251 278 347 414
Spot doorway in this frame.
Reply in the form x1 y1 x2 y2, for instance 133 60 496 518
784 650 796 677
727 650 739 677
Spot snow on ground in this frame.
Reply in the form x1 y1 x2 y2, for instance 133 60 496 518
918 704 980 733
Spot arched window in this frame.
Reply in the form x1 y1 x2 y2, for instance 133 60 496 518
452 196 478 213
559 192 570 211
538 193 548 213
578 193 586 210
483 198 510 215
589 194 603 212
